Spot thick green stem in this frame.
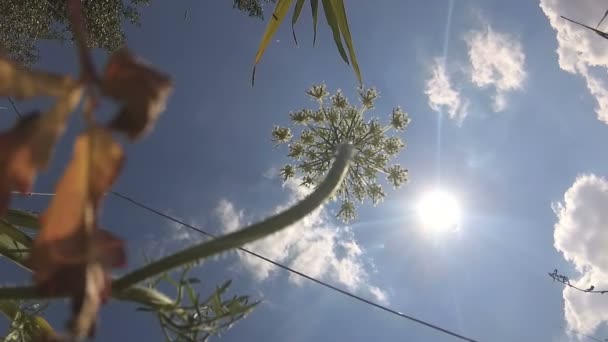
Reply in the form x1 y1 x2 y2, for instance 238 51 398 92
113 143 354 291
0 144 354 304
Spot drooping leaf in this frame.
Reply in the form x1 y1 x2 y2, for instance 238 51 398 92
291 0 306 45
27 127 126 338
0 87 83 214
331 0 361 84
321 0 349 64
311 0 319 45
0 57 78 99
251 0 294 85
102 48 172 140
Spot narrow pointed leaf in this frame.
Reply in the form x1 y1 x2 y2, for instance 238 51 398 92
321 0 349 64
0 244 28 268
331 0 362 84
0 219 32 247
4 209 40 230
291 0 306 45
252 0 294 85
311 0 319 45
0 220 31 269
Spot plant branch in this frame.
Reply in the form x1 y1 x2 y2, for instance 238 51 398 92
67 0 98 83
548 269 608 294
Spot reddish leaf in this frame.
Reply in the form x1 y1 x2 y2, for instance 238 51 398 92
0 87 83 213
0 57 78 99
102 48 172 140
27 127 125 338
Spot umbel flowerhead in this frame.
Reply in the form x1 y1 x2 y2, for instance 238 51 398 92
271 84 411 222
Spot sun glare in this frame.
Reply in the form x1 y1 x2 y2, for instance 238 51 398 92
416 190 461 232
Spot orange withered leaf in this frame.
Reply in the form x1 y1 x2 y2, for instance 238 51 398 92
27 127 126 338
0 57 78 99
102 48 172 140
0 87 83 213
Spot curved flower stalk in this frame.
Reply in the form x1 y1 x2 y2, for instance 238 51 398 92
112 142 354 291
0 143 354 300
272 84 411 222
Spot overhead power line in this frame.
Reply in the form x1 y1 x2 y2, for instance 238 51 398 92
9 188 479 341
6 97 22 118
109 191 478 341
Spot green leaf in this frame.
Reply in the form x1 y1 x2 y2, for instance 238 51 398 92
331 0 362 84
3 209 40 230
311 0 319 45
0 220 32 247
321 0 349 65
292 0 306 45
252 0 294 85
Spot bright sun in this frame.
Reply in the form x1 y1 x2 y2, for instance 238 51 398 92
416 190 461 232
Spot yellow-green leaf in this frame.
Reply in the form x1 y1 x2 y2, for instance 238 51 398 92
311 0 319 45
0 219 31 269
321 0 349 65
0 219 32 247
3 209 40 230
331 0 362 84
252 0 294 85
291 0 306 45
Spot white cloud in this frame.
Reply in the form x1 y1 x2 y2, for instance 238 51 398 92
369 286 390 306
139 212 205 261
553 174 608 334
540 0 608 123
465 27 526 111
215 178 388 303
425 59 470 123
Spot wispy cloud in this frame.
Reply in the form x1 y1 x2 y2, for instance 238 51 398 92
553 174 608 334
465 27 526 111
425 59 469 123
540 0 608 123
215 178 388 303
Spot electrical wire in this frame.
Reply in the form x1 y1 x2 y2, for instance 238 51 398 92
12 189 478 341
6 97 22 118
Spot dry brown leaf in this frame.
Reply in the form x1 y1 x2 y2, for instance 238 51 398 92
0 57 78 99
0 87 83 214
27 127 126 338
102 48 172 140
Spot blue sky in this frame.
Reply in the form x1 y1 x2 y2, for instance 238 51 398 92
5 0 608 341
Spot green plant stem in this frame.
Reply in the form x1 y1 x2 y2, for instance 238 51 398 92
0 284 177 310
113 143 354 291
113 286 176 309
0 143 354 301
